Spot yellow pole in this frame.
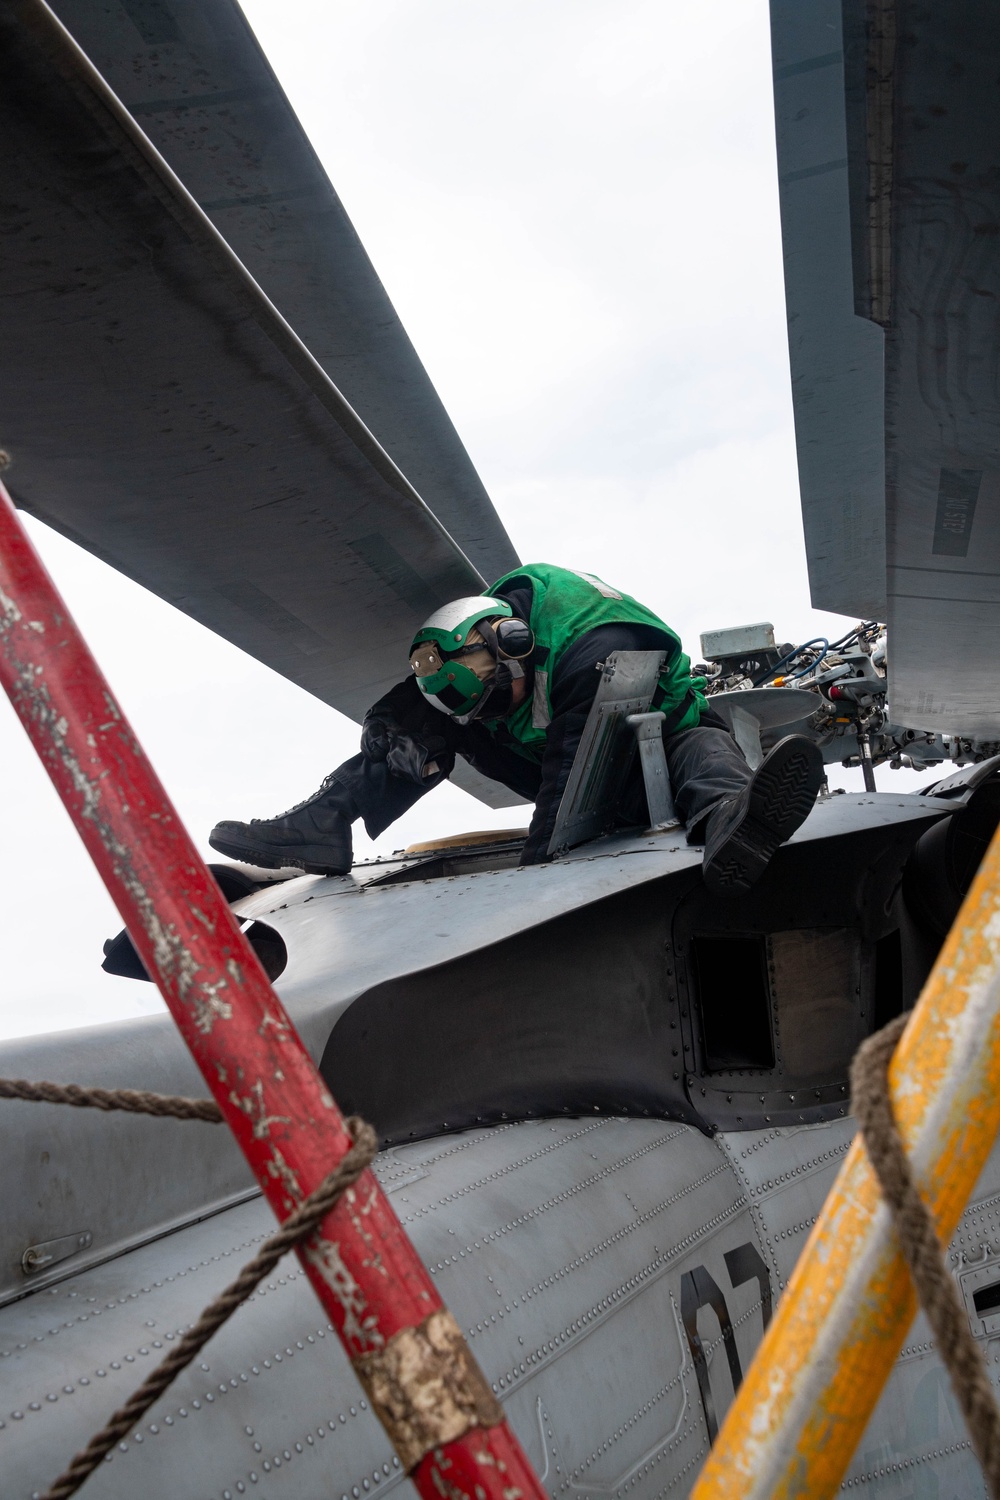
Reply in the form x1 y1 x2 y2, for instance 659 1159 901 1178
690 811 1000 1499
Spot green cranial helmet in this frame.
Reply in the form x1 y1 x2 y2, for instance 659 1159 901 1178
409 595 513 718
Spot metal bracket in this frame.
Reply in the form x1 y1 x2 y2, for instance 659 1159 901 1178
22 1229 93 1275
546 650 670 856
627 712 679 831
727 704 764 771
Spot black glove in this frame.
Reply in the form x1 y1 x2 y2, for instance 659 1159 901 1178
362 710 453 785
361 678 457 784
386 731 454 786
360 709 397 763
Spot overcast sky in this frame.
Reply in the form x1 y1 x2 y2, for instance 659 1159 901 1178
0 0 923 1042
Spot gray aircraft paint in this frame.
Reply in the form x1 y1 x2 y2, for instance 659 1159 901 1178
3 2 1000 1495
772 0 1000 739
875 4 1000 738
0 790 988 1497
770 0 887 623
1 1111 992 1498
0 0 512 735
46 0 518 592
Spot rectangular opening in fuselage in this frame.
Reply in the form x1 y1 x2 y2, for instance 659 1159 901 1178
693 934 774 1072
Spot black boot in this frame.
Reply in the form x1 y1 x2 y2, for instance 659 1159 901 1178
702 735 825 895
209 775 357 875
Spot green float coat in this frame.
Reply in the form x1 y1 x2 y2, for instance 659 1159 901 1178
484 562 707 758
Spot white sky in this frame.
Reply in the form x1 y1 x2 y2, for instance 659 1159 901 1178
0 0 924 1042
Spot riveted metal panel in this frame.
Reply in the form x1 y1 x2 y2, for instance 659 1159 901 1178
0 1118 759 1498
7 1111 1000 1495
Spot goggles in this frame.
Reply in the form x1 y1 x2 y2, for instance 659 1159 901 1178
409 598 535 720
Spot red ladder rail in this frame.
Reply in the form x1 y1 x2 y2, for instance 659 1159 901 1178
0 478 545 1500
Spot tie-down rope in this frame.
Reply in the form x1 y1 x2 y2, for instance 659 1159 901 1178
0 1076 377 1500
0 1075 223 1120
851 1016 1000 1497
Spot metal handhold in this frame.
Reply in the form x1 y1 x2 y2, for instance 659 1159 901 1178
21 1231 93 1275
627 712 680 832
547 650 671 855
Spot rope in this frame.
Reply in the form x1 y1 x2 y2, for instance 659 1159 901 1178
851 1014 1000 1496
0 1078 377 1498
0 1076 223 1122
39 1116 377 1499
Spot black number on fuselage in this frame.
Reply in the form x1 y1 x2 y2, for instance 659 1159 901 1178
680 1242 773 1443
680 1266 743 1442
724 1241 772 1329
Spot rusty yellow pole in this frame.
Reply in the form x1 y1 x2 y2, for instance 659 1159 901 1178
690 811 1000 1499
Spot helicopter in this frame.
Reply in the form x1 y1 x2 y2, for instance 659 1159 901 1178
1 0 1000 1496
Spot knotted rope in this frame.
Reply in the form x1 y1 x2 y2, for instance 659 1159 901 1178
0 1077 376 1500
851 1015 1000 1496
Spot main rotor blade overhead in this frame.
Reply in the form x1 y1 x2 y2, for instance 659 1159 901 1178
0 0 512 737
45 0 518 590
771 0 1000 739
865 2 1000 738
770 0 886 624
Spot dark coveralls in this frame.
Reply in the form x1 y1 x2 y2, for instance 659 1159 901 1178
330 576 753 866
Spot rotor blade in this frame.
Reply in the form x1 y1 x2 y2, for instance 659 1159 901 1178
448 759 529 809
0 0 487 724
770 1 887 622
45 0 519 588
771 0 1000 739
877 2 1000 739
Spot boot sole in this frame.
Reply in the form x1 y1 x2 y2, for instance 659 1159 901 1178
703 738 824 895
208 828 352 878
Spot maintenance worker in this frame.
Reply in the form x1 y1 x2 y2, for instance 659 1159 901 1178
210 563 824 893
